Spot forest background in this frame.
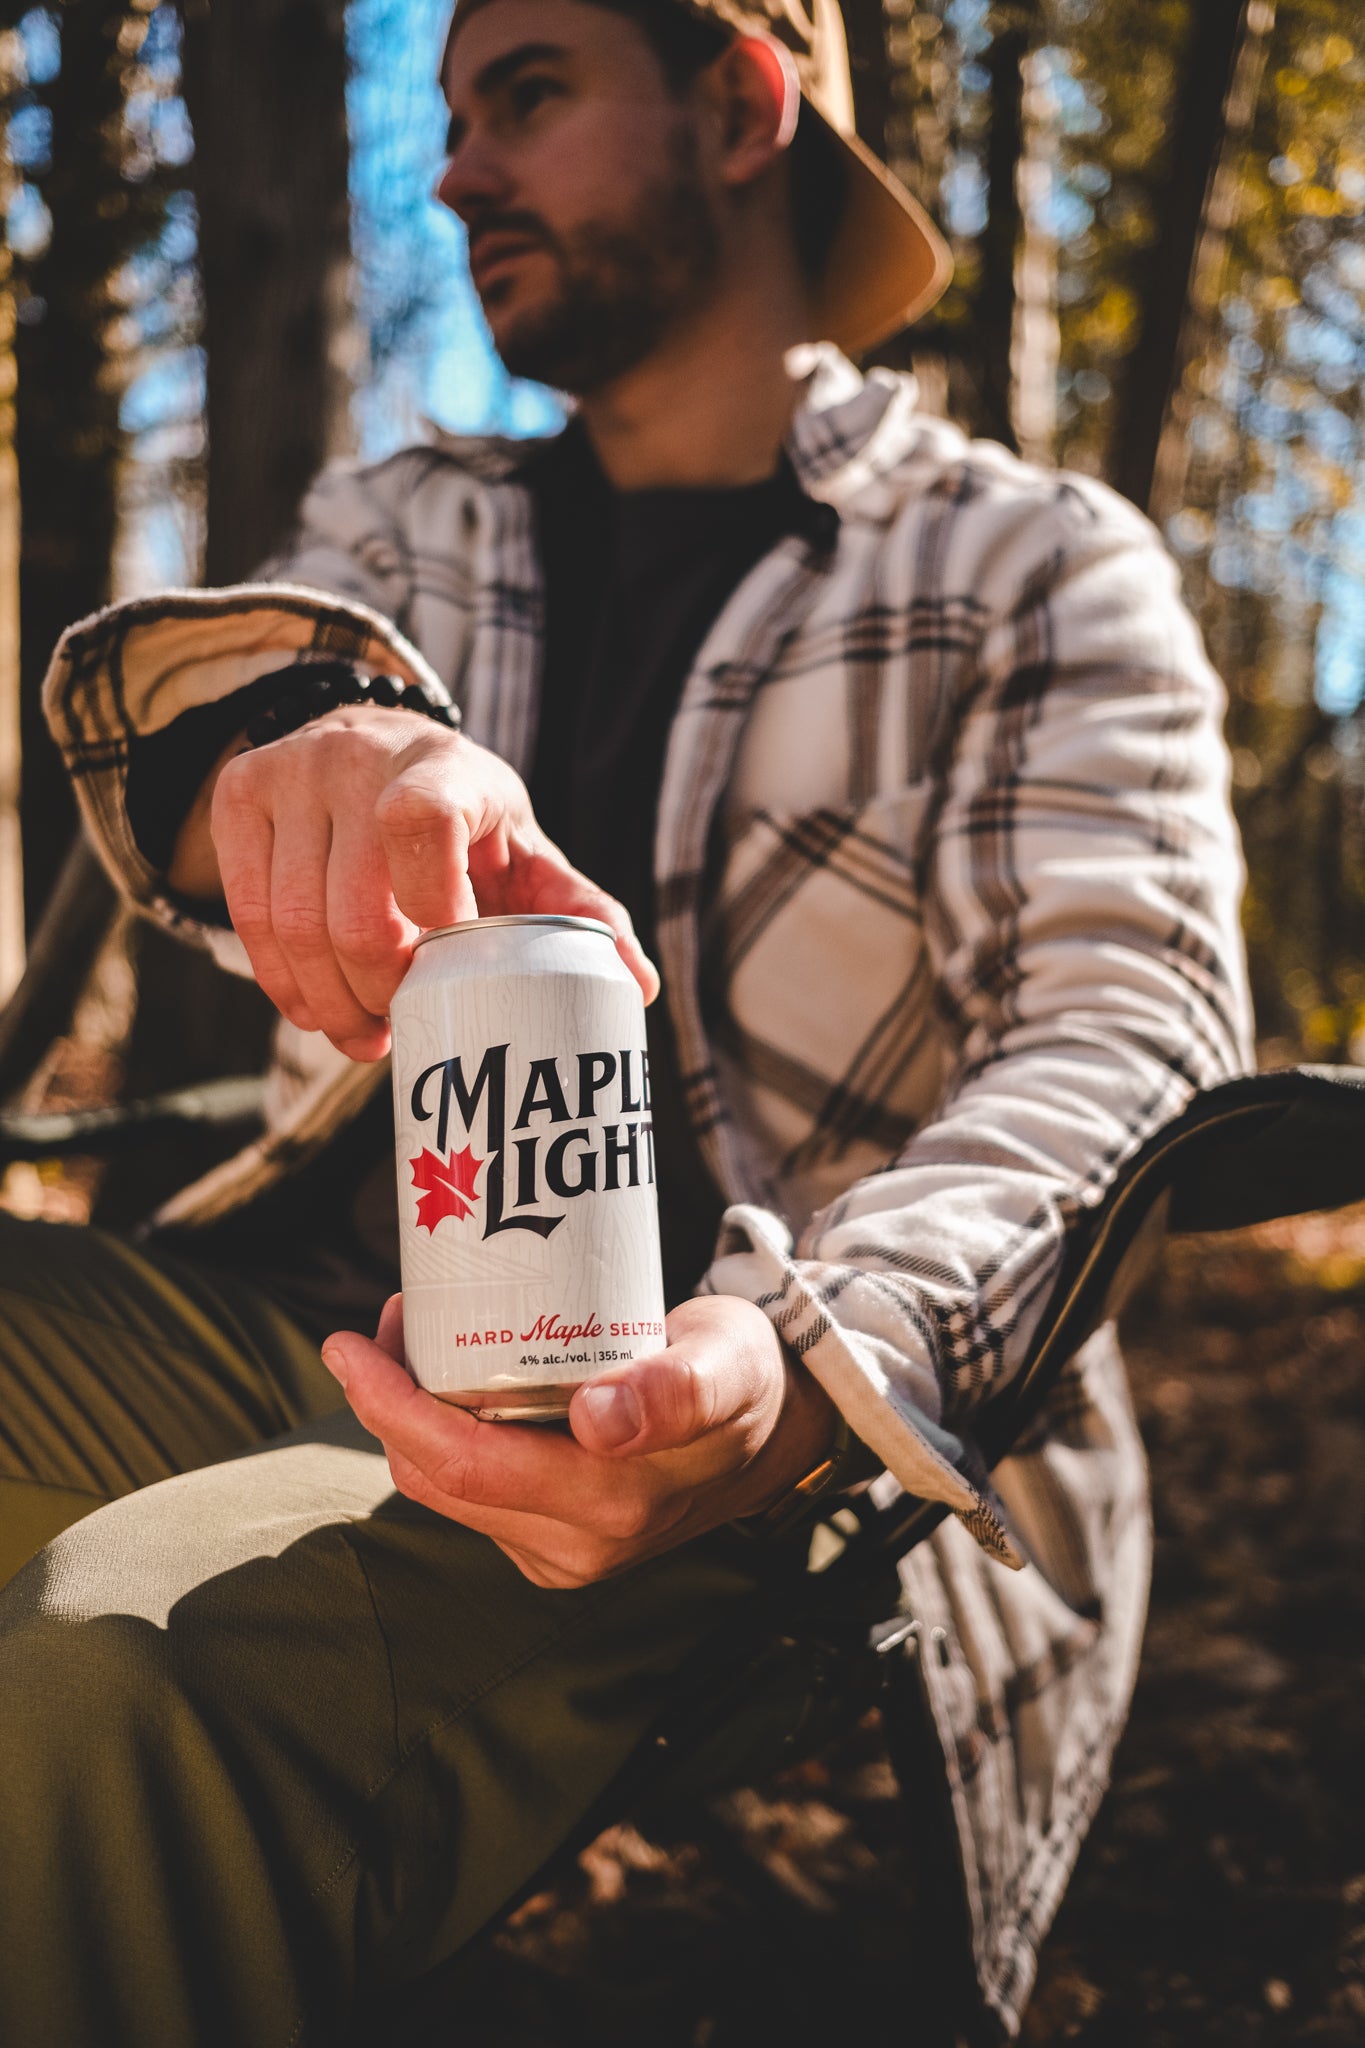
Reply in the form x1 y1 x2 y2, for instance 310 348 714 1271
4 0 1365 1084
1 8 1364 2044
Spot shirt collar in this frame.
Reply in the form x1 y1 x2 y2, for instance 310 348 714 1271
782 344 923 502
440 345 918 515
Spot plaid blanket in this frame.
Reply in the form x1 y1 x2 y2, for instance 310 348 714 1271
43 346 1253 2031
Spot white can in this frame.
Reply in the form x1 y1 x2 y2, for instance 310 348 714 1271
390 915 667 1419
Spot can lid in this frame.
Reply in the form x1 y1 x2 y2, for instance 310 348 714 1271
413 914 617 950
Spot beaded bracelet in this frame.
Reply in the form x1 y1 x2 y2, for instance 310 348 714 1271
243 660 460 750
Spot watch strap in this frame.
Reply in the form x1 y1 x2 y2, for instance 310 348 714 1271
745 1412 881 1543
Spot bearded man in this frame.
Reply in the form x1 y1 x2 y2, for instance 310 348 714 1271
0 2 1251 2042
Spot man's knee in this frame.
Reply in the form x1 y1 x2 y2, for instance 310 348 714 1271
0 1489 364 1913
0 1454 405 1841
0 1523 198 1786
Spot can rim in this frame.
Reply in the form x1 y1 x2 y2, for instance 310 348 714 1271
413 914 617 950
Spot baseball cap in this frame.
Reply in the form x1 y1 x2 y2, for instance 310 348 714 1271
690 0 952 353
444 0 953 355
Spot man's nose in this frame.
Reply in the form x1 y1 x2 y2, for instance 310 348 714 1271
434 136 512 223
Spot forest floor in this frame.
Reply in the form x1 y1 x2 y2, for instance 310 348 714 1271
421 1213 1365 2047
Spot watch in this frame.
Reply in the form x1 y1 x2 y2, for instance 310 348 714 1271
743 1411 881 1543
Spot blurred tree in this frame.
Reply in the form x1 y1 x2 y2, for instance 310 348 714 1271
975 1 1031 448
0 0 173 934
104 0 357 1202
180 0 355 582
0 28 22 997
870 0 1365 1058
1174 3 1365 1052
1113 0 1274 518
843 0 892 155
879 0 988 417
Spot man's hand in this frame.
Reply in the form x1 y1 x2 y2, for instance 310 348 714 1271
320 1294 838 1587
171 705 657 1060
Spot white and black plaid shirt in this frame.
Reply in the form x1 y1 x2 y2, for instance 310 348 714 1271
45 347 1253 2031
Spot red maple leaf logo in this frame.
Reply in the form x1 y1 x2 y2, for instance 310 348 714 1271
410 1144 484 1233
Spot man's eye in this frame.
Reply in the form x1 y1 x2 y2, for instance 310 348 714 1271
509 74 560 119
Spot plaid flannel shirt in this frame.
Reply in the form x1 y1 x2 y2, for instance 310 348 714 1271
43 347 1253 2032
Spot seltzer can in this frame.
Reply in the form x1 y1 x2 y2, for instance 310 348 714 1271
390 915 668 1420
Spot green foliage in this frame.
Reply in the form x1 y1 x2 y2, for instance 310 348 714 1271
1164 7 1365 1049
880 0 1365 1056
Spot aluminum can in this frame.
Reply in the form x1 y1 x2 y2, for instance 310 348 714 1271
390 915 667 1420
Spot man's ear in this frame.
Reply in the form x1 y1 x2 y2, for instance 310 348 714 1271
707 32 801 187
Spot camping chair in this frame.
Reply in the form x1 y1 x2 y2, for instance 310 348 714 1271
366 1065 1365 2046
5 872 1365 2042
0 838 268 1200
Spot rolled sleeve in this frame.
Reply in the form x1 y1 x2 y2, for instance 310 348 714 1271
41 459 449 962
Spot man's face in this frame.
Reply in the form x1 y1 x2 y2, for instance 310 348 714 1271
438 0 723 392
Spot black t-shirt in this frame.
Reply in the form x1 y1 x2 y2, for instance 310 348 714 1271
133 423 815 1332
523 422 814 1303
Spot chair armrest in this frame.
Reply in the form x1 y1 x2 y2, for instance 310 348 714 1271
824 1066 1365 1577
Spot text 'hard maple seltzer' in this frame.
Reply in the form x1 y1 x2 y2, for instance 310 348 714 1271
390 915 667 1420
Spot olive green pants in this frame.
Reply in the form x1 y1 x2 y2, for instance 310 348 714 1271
0 1215 781 2048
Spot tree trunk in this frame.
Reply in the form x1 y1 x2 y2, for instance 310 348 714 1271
180 0 354 585
974 4 1031 450
103 0 358 1162
8 1 162 934
0 42 22 999
841 0 892 159
0 250 22 1003
1110 0 1275 518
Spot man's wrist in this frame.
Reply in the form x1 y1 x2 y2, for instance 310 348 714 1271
738 1359 879 1542
241 663 458 750
748 1410 879 1540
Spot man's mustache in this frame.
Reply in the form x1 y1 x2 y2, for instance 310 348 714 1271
466 211 559 264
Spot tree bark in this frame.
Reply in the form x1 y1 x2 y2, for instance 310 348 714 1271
0 46 23 999
0 263 21 1003
0 292 21 1003
841 0 891 159
180 0 354 585
974 4 1031 450
8 1 164 933
104 0 356 1151
1110 0 1274 517
1009 49 1058 467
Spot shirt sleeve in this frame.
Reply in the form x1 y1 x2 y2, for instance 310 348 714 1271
40 458 447 973
706 482 1254 1565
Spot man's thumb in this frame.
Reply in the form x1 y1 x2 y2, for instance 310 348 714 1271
570 1345 725 1456
574 1378 645 1451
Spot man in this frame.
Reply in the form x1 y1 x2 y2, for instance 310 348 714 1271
0 1 1251 2041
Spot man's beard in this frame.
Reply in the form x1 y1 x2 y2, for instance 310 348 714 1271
474 133 721 394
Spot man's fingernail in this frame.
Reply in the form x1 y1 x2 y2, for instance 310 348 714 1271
581 1382 641 1448
321 1344 348 1389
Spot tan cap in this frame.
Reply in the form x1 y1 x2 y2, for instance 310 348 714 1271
446 0 953 356
689 0 952 353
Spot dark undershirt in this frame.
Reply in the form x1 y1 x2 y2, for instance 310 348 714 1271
524 422 814 1304
133 422 815 1334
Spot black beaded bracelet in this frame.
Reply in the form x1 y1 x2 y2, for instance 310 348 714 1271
243 660 460 750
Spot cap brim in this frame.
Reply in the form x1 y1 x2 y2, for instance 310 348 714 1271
806 108 953 357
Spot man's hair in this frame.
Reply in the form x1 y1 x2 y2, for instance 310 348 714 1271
462 0 847 282
590 0 731 84
590 0 845 283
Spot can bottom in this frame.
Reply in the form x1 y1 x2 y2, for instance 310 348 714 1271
433 1382 581 1424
